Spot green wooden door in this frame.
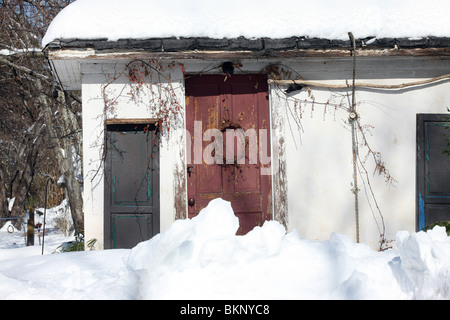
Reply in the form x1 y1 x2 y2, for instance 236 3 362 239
104 123 160 249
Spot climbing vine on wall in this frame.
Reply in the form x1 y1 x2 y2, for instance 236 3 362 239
266 61 395 251
101 59 185 135
89 59 185 183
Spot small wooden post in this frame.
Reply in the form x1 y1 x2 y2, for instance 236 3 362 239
27 208 34 246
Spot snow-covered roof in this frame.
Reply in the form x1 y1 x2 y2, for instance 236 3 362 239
42 0 450 48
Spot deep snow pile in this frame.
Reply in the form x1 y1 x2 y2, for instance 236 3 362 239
42 0 450 47
1 198 450 300
127 199 450 299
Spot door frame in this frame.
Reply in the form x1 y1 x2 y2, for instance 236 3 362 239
416 113 450 231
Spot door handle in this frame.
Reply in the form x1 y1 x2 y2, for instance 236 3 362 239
188 198 195 207
187 165 194 177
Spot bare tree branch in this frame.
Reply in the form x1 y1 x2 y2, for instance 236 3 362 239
0 56 50 83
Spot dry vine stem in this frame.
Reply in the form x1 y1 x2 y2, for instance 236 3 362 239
269 73 450 90
89 60 184 183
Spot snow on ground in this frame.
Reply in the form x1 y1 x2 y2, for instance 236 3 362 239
0 199 74 252
42 0 450 47
1 198 450 300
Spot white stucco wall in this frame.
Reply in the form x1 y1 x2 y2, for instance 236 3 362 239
79 56 450 250
272 57 450 248
81 62 186 249
282 79 450 248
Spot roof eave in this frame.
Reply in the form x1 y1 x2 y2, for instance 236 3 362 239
44 36 450 91
45 36 450 58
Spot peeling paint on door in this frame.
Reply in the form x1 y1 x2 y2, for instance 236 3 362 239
185 74 272 234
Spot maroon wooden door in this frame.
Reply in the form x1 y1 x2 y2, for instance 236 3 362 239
186 74 271 235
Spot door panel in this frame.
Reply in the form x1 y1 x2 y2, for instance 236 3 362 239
104 124 160 249
417 114 450 230
186 74 271 235
112 214 153 249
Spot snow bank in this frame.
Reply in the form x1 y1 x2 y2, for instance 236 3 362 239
0 249 134 299
0 199 74 250
35 198 74 236
127 198 450 300
1 198 450 300
42 0 450 47
395 228 450 299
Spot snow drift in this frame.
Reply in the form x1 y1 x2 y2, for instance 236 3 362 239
126 198 450 300
1 198 450 299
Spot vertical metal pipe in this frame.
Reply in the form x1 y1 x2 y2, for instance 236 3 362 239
348 32 360 243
